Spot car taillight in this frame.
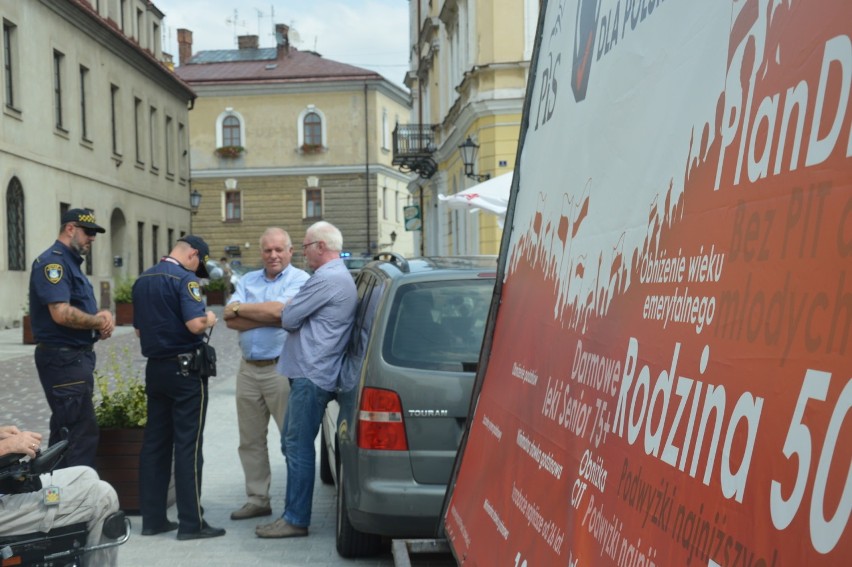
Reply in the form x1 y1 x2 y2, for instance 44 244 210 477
357 387 408 451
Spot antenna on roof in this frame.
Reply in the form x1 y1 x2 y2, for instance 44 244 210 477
254 8 264 36
225 9 246 47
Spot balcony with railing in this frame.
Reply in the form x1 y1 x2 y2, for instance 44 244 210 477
392 124 437 179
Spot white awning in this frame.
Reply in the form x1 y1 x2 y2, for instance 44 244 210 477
438 171 513 227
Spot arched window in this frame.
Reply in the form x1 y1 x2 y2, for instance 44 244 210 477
303 112 322 146
222 115 241 147
6 177 25 271
215 109 246 149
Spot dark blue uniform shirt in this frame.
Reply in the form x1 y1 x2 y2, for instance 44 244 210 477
29 240 98 347
133 257 207 358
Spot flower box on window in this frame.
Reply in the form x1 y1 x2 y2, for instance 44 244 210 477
214 145 245 159
300 143 324 154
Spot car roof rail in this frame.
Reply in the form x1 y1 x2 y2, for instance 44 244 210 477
373 252 410 273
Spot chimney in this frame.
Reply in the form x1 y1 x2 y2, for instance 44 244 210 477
275 23 289 57
177 28 193 66
238 35 259 50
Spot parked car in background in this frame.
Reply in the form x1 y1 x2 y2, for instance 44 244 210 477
341 254 371 277
320 253 496 557
204 259 246 291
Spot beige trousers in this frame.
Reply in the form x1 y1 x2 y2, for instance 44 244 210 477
236 358 290 507
0 466 119 566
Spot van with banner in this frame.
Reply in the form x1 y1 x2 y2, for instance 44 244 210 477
443 0 851 565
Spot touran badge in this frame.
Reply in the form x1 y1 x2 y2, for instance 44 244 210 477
188 281 202 301
45 264 63 284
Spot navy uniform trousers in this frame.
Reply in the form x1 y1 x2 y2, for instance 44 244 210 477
34 346 98 468
139 357 209 534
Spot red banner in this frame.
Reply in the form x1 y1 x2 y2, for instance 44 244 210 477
445 1 851 565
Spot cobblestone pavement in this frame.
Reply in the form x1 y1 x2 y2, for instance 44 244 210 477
0 305 455 566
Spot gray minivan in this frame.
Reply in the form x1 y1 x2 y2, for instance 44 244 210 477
320 254 496 557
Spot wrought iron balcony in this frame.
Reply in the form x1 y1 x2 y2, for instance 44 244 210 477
392 124 437 179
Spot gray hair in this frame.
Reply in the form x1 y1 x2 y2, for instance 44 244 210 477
307 221 343 252
260 227 291 248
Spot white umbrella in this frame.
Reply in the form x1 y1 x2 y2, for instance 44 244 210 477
439 171 513 227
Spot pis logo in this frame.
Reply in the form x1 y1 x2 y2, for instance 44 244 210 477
571 0 600 102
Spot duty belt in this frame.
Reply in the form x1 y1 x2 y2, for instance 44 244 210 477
36 343 94 352
244 357 279 367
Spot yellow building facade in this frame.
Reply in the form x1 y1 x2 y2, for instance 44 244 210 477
398 0 539 255
176 27 414 269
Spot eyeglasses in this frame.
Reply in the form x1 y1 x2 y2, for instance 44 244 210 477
302 241 320 250
76 225 98 237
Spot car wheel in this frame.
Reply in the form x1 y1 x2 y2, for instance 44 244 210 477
336 464 381 557
319 421 334 485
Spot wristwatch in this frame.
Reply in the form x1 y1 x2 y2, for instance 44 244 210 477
231 302 240 316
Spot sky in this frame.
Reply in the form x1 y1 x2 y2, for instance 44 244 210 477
152 0 411 88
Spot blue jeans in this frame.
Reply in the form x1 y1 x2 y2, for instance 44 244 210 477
281 377 335 527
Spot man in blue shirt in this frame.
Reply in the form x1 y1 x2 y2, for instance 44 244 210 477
223 228 309 521
29 208 115 468
256 221 357 538
133 236 225 541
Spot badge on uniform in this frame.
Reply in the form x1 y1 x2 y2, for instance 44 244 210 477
188 281 202 302
45 264 64 284
43 485 61 506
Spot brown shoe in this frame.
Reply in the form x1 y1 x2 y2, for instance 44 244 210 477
231 503 273 520
255 518 308 538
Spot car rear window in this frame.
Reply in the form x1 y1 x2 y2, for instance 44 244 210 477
383 279 493 372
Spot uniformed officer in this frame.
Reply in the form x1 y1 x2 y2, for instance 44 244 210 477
29 208 115 469
132 235 226 541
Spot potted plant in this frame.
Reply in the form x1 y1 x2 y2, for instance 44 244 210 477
204 277 228 305
114 278 134 326
214 145 245 159
300 143 324 154
21 300 35 345
93 346 147 511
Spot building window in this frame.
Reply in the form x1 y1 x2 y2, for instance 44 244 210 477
136 8 144 44
79 65 90 141
382 187 389 220
3 20 17 109
149 106 158 171
110 84 120 155
304 112 322 146
134 97 143 163
6 177 25 271
165 115 173 175
382 109 389 150
152 224 159 265
137 222 145 274
297 106 327 151
222 115 240 147
178 122 187 182
53 50 65 130
215 109 245 148
303 188 323 219
224 191 241 221
167 228 174 250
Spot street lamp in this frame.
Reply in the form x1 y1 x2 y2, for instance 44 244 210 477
190 189 202 215
458 136 490 182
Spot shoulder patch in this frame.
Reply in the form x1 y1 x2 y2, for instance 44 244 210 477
188 281 202 302
45 264 64 284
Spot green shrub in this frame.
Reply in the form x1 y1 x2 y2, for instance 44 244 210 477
94 346 146 428
114 278 135 304
205 277 229 292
